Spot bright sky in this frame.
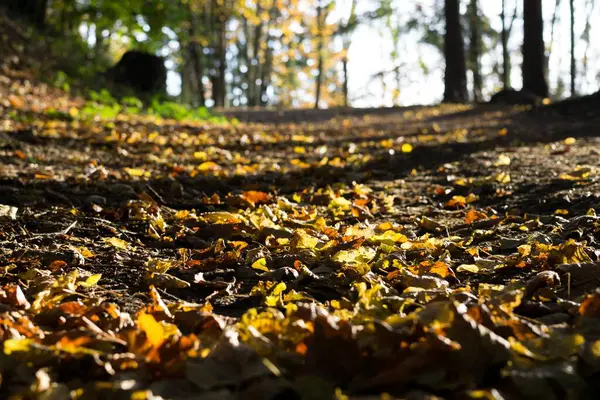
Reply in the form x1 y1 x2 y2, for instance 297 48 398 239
166 0 600 107
342 0 600 107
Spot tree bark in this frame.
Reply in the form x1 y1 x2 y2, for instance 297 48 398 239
215 17 227 108
469 0 482 102
7 0 47 28
342 57 349 107
189 12 206 107
443 0 468 103
547 0 561 86
314 3 324 109
570 0 576 96
522 0 548 97
500 0 510 89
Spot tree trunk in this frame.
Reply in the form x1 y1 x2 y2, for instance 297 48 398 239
522 0 548 97
501 0 510 88
443 0 468 103
189 12 206 107
342 56 349 107
215 17 227 108
7 0 47 28
570 0 576 96
469 0 482 102
581 0 596 87
547 0 561 86
314 3 324 109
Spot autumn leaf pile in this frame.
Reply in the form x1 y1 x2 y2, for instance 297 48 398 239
4 75 600 399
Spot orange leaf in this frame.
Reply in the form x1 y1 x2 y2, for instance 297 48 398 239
465 208 488 224
8 94 25 109
48 260 67 272
241 190 272 206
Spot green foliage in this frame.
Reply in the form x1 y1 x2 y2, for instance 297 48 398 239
89 89 118 105
78 92 229 123
148 99 229 123
80 102 122 120
51 71 71 93
44 108 74 121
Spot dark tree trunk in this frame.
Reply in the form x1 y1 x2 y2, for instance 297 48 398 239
443 0 468 103
342 56 349 107
469 0 482 102
570 0 576 96
522 0 548 97
501 0 510 88
314 3 324 109
6 0 47 28
215 18 227 108
189 12 206 107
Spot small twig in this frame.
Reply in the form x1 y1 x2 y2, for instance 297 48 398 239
31 221 77 237
156 287 185 303
146 184 166 206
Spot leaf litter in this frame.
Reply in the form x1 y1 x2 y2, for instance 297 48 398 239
3 77 600 399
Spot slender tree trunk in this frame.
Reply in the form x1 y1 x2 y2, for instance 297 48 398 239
443 0 468 103
501 0 510 88
215 17 227 108
314 3 324 109
342 57 349 107
570 0 576 96
581 0 596 87
469 0 482 102
340 0 357 108
189 12 206 107
394 66 401 105
546 0 561 85
522 0 548 97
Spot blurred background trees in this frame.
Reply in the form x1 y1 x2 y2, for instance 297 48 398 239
3 0 599 108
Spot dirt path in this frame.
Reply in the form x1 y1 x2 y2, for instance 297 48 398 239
2 87 600 398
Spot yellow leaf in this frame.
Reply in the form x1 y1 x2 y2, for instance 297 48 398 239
251 257 270 272
175 210 191 219
68 107 79 117
193 151 207 160
138 313 165 348
329 196 352 210
290 230 320 250
124 167 147 177
369 230 408 245
146 258 174 274
494 154 511 166
76 246 95 258
198 161 220 172
79 274 102 287
3 338 34 355
146 273 190 289
333 246 377 265
103 237 131 250
559 167 592 181
456 264 479 273
495 172 511 184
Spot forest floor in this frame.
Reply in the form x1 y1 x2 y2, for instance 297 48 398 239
4 38 600 399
